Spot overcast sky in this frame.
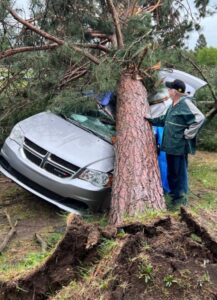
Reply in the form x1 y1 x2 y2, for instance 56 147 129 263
15 0 217 50
186 0 217 49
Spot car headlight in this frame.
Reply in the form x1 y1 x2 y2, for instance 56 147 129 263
78 169 113 188
9 125 24 145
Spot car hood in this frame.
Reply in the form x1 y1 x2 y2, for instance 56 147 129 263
19 112 114 171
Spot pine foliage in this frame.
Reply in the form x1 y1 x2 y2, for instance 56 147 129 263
0 0 214 142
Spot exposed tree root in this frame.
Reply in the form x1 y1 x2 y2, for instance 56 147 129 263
0 215 101 300
118 215 171 235
0 214 171 300
1 212 217 300
181 207 217 258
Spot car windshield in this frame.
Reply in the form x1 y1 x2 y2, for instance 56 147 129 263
67 109 116 141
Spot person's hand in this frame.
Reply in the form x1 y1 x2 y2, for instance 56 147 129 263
144 113 151 121
111 136 117 144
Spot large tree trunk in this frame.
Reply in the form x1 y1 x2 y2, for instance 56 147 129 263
109 73 166 225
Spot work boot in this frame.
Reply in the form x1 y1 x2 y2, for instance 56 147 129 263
170 194 188 211
164 193 175 210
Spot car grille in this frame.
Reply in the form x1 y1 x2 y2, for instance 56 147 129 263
23 138 80 178
24 138 47 155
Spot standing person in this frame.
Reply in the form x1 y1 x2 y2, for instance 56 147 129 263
147 79 205 209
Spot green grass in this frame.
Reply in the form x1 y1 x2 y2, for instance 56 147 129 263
47 232 63 248
123 208 170 224
188 153 217 211
138 259 154 284
83 213 109 227
98 238 119 257
190 233 202 243
189 164 217 190
192 192 217 211
57 211 109 228
197 272 211 288
0 231 63 281
163 274 177 288
0 251 49 280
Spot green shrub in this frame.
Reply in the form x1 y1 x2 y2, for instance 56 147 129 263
198 117 217 151
196 47 217 66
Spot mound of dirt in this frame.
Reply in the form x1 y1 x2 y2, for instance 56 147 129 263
63 211 217 300
0 215 101 300
1 210 217 300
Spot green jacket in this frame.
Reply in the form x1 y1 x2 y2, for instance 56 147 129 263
150 97 205 155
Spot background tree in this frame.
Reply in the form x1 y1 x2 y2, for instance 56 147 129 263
195 33 207 51
196 47 217 66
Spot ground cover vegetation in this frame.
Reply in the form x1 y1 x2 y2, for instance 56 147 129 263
0 0 217 222
0 148 216 298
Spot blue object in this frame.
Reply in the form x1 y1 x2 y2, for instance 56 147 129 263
153 126 170 193
100 92 113 106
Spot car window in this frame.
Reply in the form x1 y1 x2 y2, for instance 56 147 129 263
69 109 116 140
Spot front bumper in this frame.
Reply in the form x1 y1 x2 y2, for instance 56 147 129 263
0 138 110 212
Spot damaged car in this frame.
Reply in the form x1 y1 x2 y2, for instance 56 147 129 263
0 69 207 213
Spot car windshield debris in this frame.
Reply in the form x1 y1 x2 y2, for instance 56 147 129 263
67 110 116 141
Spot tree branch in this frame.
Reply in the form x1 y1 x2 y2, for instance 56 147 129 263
205 103 217 120
35 233 47 253
85 29 112 40
180 52 217 102
0 210 18 254
71 45 101 64
58 65 88 90
73 43 110 53
146 0 162 13
7 6 64 45
0 44 59 60
6 6 100 65
106 0 124 49
0 71 23 94
180 52 217 120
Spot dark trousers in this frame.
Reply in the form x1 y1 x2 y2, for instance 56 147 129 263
166 154 188 200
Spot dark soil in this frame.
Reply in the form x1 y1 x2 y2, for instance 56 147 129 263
88 212 217 300
106 214 217 300
1 211 217 300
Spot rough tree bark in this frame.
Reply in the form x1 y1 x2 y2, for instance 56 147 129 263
109 73 166 225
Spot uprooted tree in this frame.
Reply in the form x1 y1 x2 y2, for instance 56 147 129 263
0 0 214 224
